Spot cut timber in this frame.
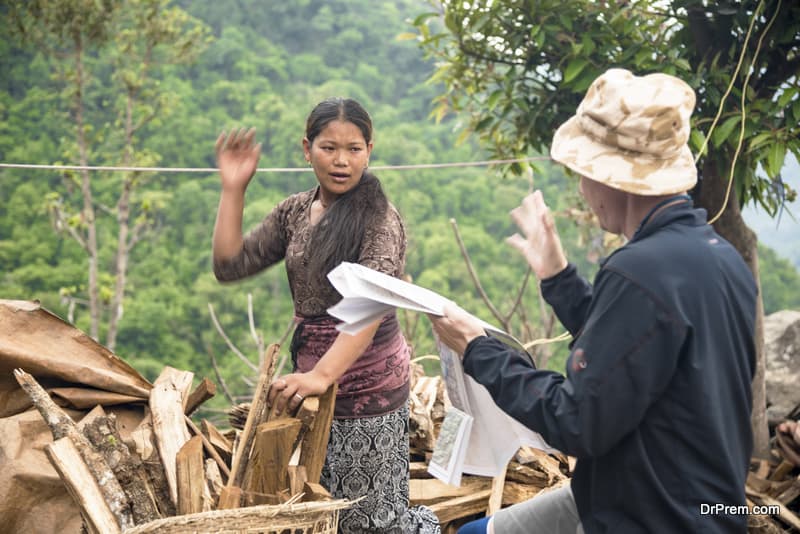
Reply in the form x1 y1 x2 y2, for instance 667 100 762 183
302 481 332 502
176 435 205 515
45 437 122 534
228 344 280 493
184 377 216 416
409 476 492 506
217 486 242 509
149 366 194 508
201 418 233 464
13 369 134 530
142 449 177 518
298 383 337 484
81 409 161 524
185 415 230 479
205 458 224 504
246 418 303 496
502 481 549 506
410 461 433 478
288 465 309 497
428 489 493 525
487 465 507 515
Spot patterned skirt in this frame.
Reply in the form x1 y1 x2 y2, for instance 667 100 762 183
321 404 441 534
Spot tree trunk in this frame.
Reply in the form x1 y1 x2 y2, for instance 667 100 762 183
72 35 101 342
696 159 769 459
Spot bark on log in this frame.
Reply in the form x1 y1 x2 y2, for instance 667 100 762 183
81 410 161 524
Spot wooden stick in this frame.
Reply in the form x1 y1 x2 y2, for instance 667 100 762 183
185 377 216 416
45 437 122 534
429 489 493 525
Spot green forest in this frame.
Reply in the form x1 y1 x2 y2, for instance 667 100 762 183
2 0 799 418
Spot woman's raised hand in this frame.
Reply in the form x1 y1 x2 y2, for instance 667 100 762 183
215 128 261 193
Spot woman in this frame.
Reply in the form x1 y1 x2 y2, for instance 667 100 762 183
212 97 440 533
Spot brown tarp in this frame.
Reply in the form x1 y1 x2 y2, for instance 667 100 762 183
0 299 153 533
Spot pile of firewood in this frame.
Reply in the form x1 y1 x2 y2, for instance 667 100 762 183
13 343 343 534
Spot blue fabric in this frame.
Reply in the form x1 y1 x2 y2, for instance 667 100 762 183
458 516 490 534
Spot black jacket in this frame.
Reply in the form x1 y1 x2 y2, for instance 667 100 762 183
463 199 756 533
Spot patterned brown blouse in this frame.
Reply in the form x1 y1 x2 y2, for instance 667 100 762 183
213 186 406 314
213 186 410 418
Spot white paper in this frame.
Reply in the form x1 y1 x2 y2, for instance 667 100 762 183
326 262 559 485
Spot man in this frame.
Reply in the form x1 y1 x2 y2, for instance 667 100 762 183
430 69 757 533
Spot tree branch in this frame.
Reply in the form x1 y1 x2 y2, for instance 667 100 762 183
205 343 235 405
449 218 510 332
207 303 259 374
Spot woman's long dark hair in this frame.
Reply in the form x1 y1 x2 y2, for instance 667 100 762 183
305 97 389 281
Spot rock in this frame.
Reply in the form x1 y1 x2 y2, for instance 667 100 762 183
764 310 800 421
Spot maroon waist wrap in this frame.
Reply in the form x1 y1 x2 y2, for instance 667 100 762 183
290 312 410 419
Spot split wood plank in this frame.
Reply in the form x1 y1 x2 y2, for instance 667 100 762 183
409 476 492 506
298 383 337 485
302 481 332 502
185 377 216 416
201 418 233 463
428 489 493 525
149 366 194 508
217 486 242 509
288 465 309 497
14 369 134 530
176 435 205 515
487 464 507 515
184 415 230 479
228 344 280 492
247 418 303 495
45 437 122 534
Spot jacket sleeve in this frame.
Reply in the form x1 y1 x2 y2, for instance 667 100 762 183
540 263 593 336
463 269 687 458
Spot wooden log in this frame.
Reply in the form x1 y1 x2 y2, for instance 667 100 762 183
299 383 337 484
217 486 242 510
486 465 507 515
228 344 280 492
176 435 205 515
185 415 230 479
205 458 224 505
246 418 303 495
14 369 134 530
81 410 161 524
288 465 309 497
149 366 194 508
302 481 332 502
45 437 122 534
502 481 548 506
428 490 493 525
201 418 233 464
185 377 216 416
409 476 492 506
410 461 432 478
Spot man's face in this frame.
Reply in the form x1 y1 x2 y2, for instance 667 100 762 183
579 176 626 235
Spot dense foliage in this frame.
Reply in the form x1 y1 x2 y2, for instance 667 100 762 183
1 0 798 419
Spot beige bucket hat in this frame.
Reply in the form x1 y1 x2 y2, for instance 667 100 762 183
550 68 697 195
